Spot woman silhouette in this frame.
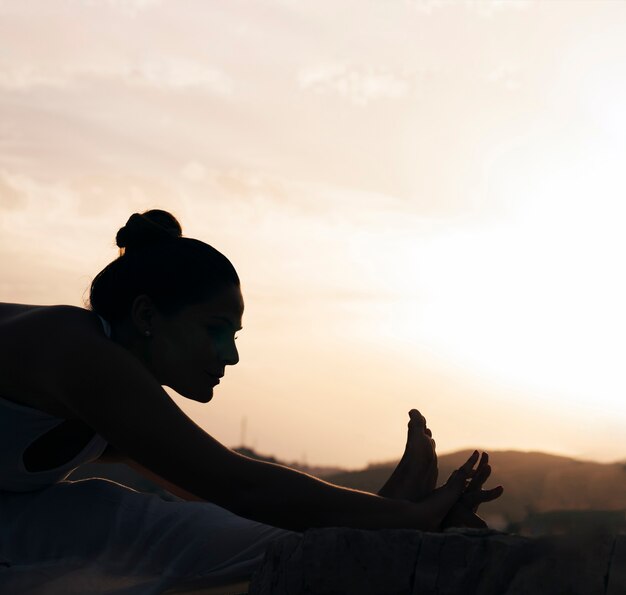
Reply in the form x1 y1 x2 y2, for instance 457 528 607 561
0 210 501 593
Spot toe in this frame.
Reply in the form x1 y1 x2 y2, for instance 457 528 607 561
408 409 426 428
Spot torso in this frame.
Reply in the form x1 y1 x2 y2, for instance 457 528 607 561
0 303 107 471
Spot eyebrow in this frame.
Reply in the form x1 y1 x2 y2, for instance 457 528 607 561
207 316 243 331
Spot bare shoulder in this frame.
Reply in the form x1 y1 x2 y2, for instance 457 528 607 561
0 302 102 336
0 303 108 383
4 304 154 401
0 303 108 414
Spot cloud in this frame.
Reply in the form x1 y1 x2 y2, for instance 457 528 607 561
180 161 207 182
130 59 232 94
297 62 411 105
0 59 232 94
66 173 184 217
76 0 162 17
403 0 533 17
0 172 28 210
467 0 533 18
207 168 290 204
0 67 68 90
0 169 184 223
403 0 454 15
486 63 522 91
195 166 436 233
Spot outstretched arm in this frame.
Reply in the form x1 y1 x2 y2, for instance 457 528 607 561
100 435 488 531
51 311 480 532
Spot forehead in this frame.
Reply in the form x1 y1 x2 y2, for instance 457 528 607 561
190 285 244 322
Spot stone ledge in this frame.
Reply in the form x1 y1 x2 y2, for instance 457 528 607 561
250 528 626 594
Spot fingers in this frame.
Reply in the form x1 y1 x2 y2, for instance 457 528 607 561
474 451 488 473
478 485 504 502
445 450 480 496
424 451 482 522
459 451 502 512
466 459 491 493
461 450 480 474
462 485 504 513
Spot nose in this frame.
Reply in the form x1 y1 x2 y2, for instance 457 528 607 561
222 341 239 367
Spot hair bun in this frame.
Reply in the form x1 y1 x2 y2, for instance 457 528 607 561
116 210 182 254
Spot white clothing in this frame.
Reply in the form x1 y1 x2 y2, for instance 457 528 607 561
0 479 289 594
0 313 292 593
0 395 108 492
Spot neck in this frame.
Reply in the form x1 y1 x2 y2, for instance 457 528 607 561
110 320 157 378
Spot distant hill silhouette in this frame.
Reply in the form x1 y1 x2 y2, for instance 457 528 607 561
70 448 626 529
325 450 626 525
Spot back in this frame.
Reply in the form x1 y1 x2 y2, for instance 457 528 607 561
0 303 102 417
0 304 109 491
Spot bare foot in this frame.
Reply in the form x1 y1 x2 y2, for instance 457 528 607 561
378 409 438 501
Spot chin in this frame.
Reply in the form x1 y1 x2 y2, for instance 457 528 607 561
186 390 214 403
172 384 214 403
195 387 215 403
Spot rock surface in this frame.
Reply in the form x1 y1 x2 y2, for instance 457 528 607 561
249 528 626 595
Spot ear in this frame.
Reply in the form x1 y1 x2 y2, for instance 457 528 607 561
130 294 158 335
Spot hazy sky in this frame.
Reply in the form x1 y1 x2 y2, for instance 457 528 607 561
1 0 625 467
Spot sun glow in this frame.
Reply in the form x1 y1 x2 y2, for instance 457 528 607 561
372 168 626 419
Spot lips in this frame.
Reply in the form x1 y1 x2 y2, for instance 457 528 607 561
205 371 222 385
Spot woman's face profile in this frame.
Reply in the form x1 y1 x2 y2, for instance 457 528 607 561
148 284 244 403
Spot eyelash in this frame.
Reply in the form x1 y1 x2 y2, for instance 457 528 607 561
208 327 238 341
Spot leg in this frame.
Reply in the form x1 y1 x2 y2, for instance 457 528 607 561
0 478 294 594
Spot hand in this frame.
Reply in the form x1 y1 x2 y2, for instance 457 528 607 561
378 409 438 501
416 449 486 530
441 452 504 530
